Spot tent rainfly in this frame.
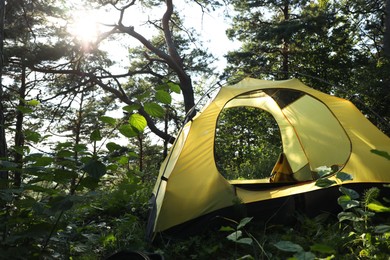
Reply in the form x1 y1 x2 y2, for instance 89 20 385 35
147 78 390 240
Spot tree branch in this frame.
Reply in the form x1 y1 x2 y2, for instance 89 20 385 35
91 77 175 143
28 64 175 143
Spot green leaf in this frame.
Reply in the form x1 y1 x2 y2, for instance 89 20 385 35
374 225 390 233
106 164 118 171
310 243 336 254
74 144 88 152
274 241 303 253
294 251 316 260
57 149 74 158
144 102 165 118
156 90 172 104
339 186 360 199
367 201 390 212
155 83 168 91
338 195 359 210
72 244 89 253
129 113 147 132
90 129 102 142
118 124 138 138
237 217 253 230
338 212 362 222
0 188 21 202
99 116 116 126
127 151 138 158
24 130 41 143
168 82 181 94
315 166 333 178
80 156 92 164
14 196 37 209
78 176 99 190
17 105 33 114
356 208 375 218
33 156 54 167
336 172 353 182
106 142 122 152
26 99 40 106
16 222 52 239
219 226 235 232
103 233 116 247
370 149 390 160
54 169 78 183
82 159 106 180
116 156 129 165
13 145 29 155
82 233 101 241
135 91 151 101
227 230 242 242
24 184 52 193
0 160 19 168
236 237 253 245
48 195 74 212
123 104 141 113
315 178 336 188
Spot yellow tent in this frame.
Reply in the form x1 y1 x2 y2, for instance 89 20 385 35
147 78 390 240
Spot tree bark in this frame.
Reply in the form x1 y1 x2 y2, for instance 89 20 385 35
137 134 143 173
117 0 196 115
0 0 8 184
162 0 195 114
13 64 26 187
70 90 84 195
384 0 390 58
163 107 169 158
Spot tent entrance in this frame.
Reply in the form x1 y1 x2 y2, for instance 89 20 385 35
214 87 352 185
215 106 282 181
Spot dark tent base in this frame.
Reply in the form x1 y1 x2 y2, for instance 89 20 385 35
151 183 389 241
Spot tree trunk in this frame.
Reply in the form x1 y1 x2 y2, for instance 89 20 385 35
70 91 85 195
281 2 290 79
163 107 169 158
13 64 26 187
0 0 8 185
138 134 143 173
180 74 196 117
162 0 196 117
384 0 390 58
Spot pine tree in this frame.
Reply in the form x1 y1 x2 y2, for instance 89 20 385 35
225 0 389 133
2 0 70 186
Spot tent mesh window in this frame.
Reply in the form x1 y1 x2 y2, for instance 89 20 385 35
263 89 305 109
214 106 282 180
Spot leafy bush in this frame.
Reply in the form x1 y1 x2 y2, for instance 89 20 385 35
0 141 152 259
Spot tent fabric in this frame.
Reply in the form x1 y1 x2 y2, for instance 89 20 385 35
269 153 295 182
148 78 390 239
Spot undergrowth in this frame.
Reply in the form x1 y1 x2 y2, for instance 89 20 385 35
1 149 389 259
152 185 390 260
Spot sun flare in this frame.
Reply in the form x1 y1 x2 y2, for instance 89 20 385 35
68 10 100 45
